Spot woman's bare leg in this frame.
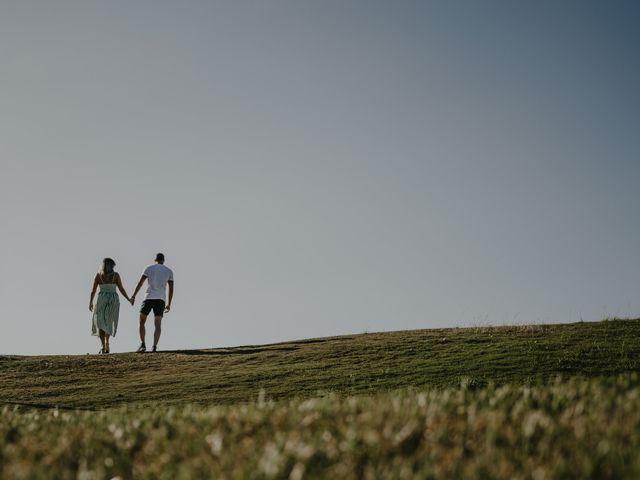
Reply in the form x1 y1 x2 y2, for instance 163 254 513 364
98 330 106 352
104 334 110 353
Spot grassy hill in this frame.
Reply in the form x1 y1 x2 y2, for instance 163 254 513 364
2 319 640 479
1 318 639 409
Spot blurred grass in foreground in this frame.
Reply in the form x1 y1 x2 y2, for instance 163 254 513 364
2 374 640 479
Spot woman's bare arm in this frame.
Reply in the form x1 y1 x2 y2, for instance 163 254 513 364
114 273 133 305
89 274 99 311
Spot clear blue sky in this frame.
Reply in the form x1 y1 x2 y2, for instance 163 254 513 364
1 1 639 354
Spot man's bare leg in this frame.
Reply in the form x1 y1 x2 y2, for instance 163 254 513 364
138 314 148 352
153 316 162 351
139 314 147 342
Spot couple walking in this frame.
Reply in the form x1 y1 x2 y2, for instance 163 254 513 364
89 253 174 354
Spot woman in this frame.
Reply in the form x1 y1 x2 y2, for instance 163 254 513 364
89 258 133 354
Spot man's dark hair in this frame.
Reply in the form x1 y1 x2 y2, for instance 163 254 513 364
156 253 165 263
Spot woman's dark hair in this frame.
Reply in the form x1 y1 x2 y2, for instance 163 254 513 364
101 258 116 275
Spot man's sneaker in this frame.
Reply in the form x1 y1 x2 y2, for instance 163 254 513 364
151 346 158 353
137 343 146 353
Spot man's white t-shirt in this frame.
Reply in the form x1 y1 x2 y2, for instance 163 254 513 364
143 264 174 302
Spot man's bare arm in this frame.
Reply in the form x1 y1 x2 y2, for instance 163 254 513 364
165 280 174 313
131 275 147 303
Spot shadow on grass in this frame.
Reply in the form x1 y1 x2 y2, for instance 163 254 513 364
167 336 356 356
167 346 301 356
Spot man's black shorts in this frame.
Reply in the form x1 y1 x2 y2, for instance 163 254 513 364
140 299 165 317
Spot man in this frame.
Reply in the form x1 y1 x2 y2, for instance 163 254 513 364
131 253 174 353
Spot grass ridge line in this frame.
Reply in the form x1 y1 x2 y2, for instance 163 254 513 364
1 318 638 408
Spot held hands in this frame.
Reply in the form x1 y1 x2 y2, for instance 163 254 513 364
89 303 93 312
129 295 135 306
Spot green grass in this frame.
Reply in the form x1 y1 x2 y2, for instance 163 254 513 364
1 319 639 409
2 375 640 479
2 319 640 479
